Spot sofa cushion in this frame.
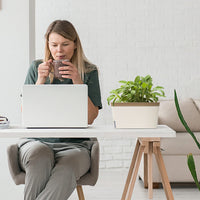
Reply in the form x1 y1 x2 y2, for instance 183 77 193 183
158 98 200 132
161 132 200 155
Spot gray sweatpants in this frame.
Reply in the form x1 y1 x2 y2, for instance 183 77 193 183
18 140 91 200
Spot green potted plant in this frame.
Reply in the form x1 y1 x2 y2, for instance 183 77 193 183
174 90 200 190
107 75 165 128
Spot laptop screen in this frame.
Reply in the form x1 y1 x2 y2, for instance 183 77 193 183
22 84 88 128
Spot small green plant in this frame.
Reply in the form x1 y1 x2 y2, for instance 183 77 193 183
107 75 165 105
174 90 200 190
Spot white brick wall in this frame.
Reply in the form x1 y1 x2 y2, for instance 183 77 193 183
35 0 200 169
98 137 136 169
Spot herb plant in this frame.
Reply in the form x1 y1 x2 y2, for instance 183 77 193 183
174 90 200 190
107 75 165 105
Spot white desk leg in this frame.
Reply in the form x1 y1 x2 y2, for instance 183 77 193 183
121 140 140 200
154 142 174 200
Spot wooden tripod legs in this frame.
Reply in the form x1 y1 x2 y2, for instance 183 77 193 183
153 142 174 200
121 140 145 200
121 138 174 200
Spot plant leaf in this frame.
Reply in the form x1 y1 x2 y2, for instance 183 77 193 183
107 75 165 104
118 80 127 84
153 86 164 90
107 95 115 105
134 76 141 83
174 90 200 149
187 154 200 190
142 82 147 89
144 75 152 82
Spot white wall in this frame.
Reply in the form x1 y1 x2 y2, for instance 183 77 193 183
0 0 29 124
35 0 200 169
0 0 29 198
35 0 200 126
1 0 200 199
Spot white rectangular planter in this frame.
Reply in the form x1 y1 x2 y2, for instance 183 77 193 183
111 102 159 128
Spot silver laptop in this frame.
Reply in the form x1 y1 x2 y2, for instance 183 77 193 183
22 84 88 128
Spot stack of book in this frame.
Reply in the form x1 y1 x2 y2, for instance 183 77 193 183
0 116 9 129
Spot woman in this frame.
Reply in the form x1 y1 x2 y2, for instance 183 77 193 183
18 20 102 200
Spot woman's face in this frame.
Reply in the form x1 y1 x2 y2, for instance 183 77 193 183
48 32 76 60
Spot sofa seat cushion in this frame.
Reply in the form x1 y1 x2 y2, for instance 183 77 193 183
139 155 200 182
161 132 200 155
158 98 200 132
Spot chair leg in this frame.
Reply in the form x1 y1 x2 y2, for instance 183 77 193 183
76 185 85 200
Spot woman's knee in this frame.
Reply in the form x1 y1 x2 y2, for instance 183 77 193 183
20 141 54 168
55 148 90 180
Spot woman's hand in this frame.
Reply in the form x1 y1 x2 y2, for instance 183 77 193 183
36 59 52 85
59 61 83 84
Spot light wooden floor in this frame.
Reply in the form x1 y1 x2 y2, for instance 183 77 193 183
69 170 200 200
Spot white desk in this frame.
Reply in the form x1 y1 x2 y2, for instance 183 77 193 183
0 125 176 200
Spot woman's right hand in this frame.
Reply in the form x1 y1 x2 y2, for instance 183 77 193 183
36 59 52 85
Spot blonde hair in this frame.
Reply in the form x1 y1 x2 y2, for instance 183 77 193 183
44 20 94 83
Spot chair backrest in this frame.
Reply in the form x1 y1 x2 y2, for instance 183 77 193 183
7 138 99 186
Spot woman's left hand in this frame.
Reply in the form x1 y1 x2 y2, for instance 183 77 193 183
59 61 83 84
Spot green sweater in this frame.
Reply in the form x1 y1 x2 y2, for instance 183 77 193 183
25 59 102 144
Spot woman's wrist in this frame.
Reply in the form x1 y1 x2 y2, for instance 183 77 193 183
73 79 83 84
36 78 46 85
72 75 83 84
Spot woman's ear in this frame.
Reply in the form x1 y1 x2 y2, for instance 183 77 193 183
73 39 77 49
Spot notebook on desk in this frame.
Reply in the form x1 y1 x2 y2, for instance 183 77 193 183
22 84 88 128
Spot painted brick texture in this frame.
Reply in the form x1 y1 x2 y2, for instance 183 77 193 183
36 0 200 169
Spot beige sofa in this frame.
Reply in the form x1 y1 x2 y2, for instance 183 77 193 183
139 98 200 187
